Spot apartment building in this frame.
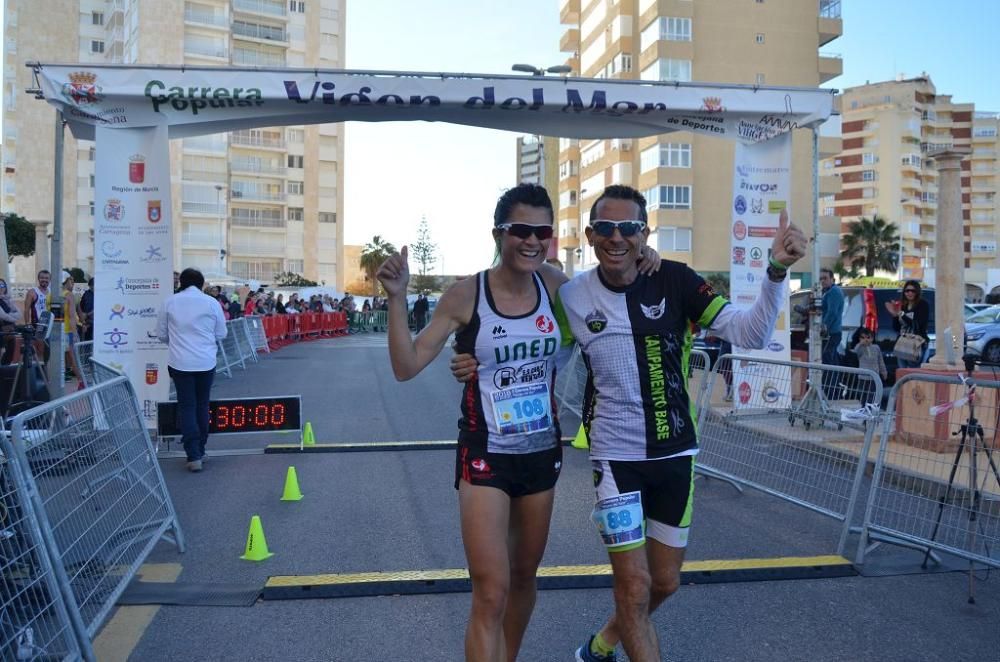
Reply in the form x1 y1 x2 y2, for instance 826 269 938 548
830 76 1000 298
515 135 562 263
555 0 844 280
2 0 346 288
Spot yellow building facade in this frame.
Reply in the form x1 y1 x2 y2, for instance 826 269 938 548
2 0 346 288
556 0 843 280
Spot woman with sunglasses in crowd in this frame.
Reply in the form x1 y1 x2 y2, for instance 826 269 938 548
377 183 657 662
885 279 930 369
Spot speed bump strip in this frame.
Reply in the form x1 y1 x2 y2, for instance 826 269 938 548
262 556 855 600
265 438 577 453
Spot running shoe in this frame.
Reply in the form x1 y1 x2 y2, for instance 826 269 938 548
575 635 617 662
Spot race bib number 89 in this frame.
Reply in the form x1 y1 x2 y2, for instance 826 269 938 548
592 491 644 548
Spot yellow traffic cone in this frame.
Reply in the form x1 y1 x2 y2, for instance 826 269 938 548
281 466 303 501
302 422 316 446
571 423 590 450
240 515 274 562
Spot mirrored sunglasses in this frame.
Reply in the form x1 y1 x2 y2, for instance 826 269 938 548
590 220 647 238
496 223 554 240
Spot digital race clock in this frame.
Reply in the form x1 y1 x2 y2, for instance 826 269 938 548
157 396 302 437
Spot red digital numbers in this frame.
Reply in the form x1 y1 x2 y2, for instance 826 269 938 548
211 401 291 431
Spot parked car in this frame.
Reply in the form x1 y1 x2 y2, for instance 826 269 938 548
965 303 991 319
964 305 1000 365
790 284 935 385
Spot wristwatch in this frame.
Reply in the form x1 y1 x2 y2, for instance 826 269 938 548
765 264 787 282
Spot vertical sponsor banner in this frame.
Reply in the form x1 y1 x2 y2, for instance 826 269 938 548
729 132 792 409
94 122 173 427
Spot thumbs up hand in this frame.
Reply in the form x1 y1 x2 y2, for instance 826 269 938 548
770 209 807 268
376 245 410 298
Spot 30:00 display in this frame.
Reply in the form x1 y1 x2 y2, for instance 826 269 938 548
213 403 286 430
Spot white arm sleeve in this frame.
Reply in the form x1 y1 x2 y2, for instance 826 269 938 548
708 277 787 349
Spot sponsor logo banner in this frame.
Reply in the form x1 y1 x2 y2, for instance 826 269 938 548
730 132 792 409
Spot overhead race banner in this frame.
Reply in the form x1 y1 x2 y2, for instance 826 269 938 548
93 120 173 426
729 132 793 410
33 65 834 141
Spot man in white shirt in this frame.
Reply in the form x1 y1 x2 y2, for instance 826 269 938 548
157 268 227 472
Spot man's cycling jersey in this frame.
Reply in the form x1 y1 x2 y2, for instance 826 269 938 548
554 261 726 461
454 270 562 454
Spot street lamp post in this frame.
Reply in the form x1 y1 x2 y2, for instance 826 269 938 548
215 184 226 275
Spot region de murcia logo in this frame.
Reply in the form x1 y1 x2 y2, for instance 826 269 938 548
129 155 146 184
585 309 608 334
145 363 159 385
62 71 102 105
103 199 124 223
640 298 667 320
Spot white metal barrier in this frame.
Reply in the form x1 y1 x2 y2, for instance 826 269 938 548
695 354 884 556
5 376 184 649
244 315 270 354
857 372 1000 571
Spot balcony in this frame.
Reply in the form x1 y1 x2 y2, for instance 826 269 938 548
559 0 580 25
819 174 842 195
818 1 843 47
232 21 288 44
233 0 287 18
184 38 228 60
181 201 225 217
182 232 223 250
184 7 228 28
231 215 286 229
818 135 841 158
230 131 285 150
818 51 842 84
232 48 285 67
230 158 287 177
901 177 921 190
559 28 580 54
231 186 286 203
183 135 228 153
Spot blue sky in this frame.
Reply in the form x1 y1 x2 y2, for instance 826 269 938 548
344 0 1000 273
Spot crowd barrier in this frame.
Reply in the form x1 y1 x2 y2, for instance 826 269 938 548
857 371 1000 569
0 375 184 660
259 312 349 349
695 354 883 557
244 316 270 355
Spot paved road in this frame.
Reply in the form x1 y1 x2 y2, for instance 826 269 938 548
100 336 999 661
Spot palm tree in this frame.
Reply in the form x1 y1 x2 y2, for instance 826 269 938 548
840 216 900 277
359 235 397 296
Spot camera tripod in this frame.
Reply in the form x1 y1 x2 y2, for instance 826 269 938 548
922 374 1000 603
0 325 51 422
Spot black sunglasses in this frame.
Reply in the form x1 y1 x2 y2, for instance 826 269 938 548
496 223 554 240
590 220 647 238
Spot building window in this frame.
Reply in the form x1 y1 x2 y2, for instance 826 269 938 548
645 185 692 210
287 128 305 143
88 146 96 161
92 11 104 25
91 40 105 54
89 174 95 188
640 58 692 83
287 207 304 221
641 17 691 50
89 201 95 216
862 170 876 182
286 259 305 273
640 143 691 171
862 152 876 165
288 181 304 195
658 227 692 252
318 212 336 223
287 155 304 168
290 0 305 12
755 33 765 44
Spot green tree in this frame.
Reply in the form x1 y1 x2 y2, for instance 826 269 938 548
2 213 35 262
841 216 900 277
359 235 397 296
274 271 318 287
410 216 439 293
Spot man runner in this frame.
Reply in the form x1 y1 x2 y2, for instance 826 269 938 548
557 185 806 662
